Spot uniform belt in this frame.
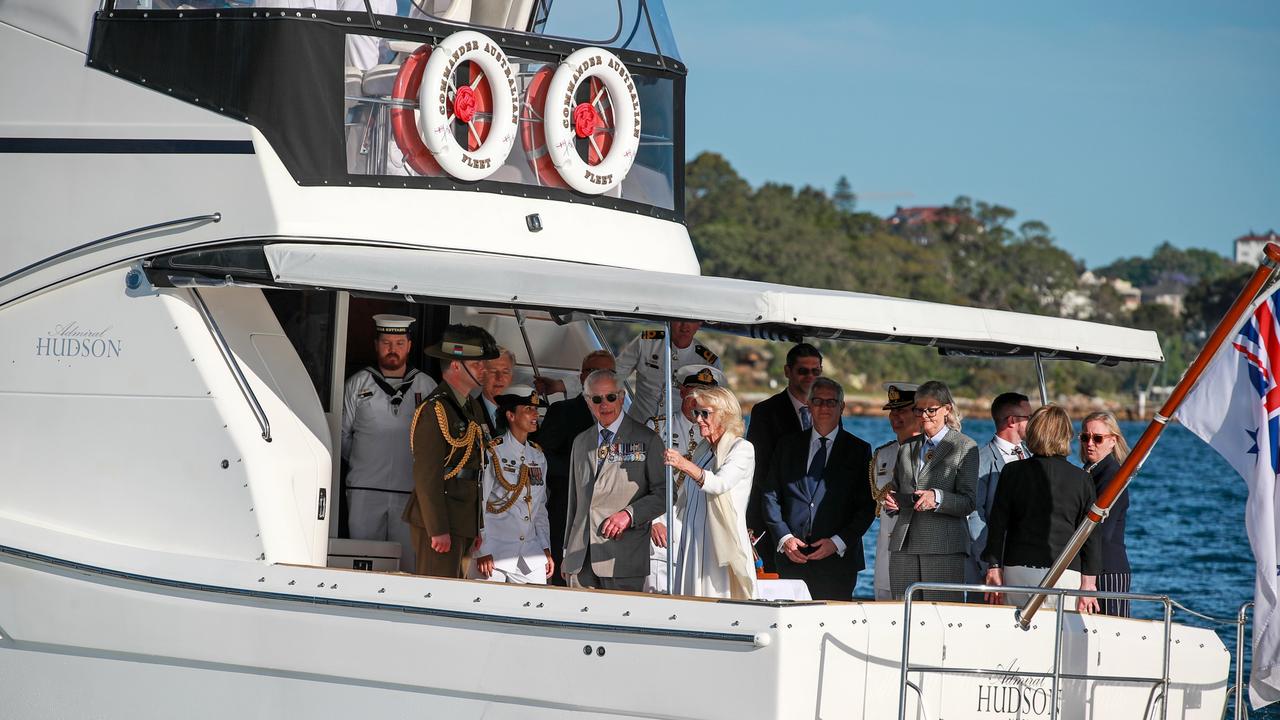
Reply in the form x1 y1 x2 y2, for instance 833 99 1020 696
346 487 411 494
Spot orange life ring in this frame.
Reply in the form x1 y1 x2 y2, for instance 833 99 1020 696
521 67 612 189
520 66 566 188
390 45 442 177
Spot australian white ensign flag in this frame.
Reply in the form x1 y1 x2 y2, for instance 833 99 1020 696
1180 287 1280 708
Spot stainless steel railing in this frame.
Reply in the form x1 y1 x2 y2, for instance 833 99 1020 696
896 582 1175 720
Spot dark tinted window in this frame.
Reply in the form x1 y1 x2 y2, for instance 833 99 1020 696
264 290 337 412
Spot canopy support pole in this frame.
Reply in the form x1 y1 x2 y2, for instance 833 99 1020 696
512 308 542 379
1034 352 1049 405
1017 242 1280 630
663 321 675 595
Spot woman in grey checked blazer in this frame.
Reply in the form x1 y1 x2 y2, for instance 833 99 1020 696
882 380 979 603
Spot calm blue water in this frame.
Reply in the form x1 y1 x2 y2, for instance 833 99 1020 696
835 416 1274 717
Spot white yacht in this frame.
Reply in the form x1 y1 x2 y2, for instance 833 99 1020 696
0 2 1238 717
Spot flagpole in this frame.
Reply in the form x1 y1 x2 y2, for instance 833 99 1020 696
1017 242 1280 630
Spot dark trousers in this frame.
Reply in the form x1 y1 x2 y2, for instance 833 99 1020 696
546 476 569 586
411 527 473 578
776 553 858 601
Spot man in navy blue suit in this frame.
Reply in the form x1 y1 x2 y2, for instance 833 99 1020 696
761 377 875 601
746 343 824 572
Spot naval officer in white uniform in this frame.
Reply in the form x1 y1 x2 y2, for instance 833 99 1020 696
341 314 437 572
473 386 554 584
644 364 725 593
615 320 722 424
870 382 921 600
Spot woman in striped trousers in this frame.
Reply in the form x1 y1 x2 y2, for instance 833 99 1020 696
1080 411 1132 617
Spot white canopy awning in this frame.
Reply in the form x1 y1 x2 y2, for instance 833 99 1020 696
263 243 1163 365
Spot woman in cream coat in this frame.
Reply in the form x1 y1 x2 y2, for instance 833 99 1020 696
663 386 757 600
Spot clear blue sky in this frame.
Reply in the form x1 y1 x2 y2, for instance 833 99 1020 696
665 0 1279 268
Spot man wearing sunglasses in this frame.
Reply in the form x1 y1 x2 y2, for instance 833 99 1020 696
341 314 437 573
760 377 875 600
745 343 824 573
562 369 668 592
531 350 616 586
966 392 1032 596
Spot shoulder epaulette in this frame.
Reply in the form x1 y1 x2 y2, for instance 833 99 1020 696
527 439 541 451
640 330 665 340
489 436 504 448
695 344 718 363
874 439 897 454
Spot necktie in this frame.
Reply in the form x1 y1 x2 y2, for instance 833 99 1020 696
799 406 812 431
805 437 828 496
1013 445 1025 460
596 428 614 473
918 439 935 472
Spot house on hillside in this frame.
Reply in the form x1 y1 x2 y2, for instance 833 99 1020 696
887 206 979 245
1235 229 1280 266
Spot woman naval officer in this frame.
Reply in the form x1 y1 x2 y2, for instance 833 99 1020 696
472 386 554 584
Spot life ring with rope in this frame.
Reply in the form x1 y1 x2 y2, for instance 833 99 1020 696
418 30 519 182
542 46 642 195
389 44 442 177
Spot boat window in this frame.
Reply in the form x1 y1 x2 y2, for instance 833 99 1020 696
345 39 677 210
263 289 337 412
92 7 685 220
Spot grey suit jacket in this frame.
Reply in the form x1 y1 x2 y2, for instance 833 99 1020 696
888 429 979 555
965 439 1008 580
562 415 668 579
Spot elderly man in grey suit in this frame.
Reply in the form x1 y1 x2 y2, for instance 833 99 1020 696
562 369 668 592
965 392 1032 592
883 380 979 603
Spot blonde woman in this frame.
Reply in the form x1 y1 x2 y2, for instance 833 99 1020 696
1080 411 1133 616
883 380 978 603
982 405 1101 613
663 386 757 599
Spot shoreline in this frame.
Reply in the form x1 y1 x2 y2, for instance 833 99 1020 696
739 391 1163 422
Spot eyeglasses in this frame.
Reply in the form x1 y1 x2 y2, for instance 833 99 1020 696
1006 414 1031 422
791 367 822 377
590 393 620 404
692 408 713 420
1079 432 1113 445
912 405 944 417
809 398 840 409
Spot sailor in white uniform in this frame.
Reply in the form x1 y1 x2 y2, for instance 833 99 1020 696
616 320 722 424
473 386 554 584
341 314 437 572
870 382 921 600
644 364 725 593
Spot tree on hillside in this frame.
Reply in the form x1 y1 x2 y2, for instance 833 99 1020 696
1095 241 1236 288
833 176 856 214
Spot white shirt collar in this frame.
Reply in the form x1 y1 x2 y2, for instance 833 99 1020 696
503 430 526 452
992 434 1021 457
788 390 807 413
596 415 625 442
811 425 840 445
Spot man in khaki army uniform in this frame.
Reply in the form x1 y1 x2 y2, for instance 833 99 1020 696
406 324 500 578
